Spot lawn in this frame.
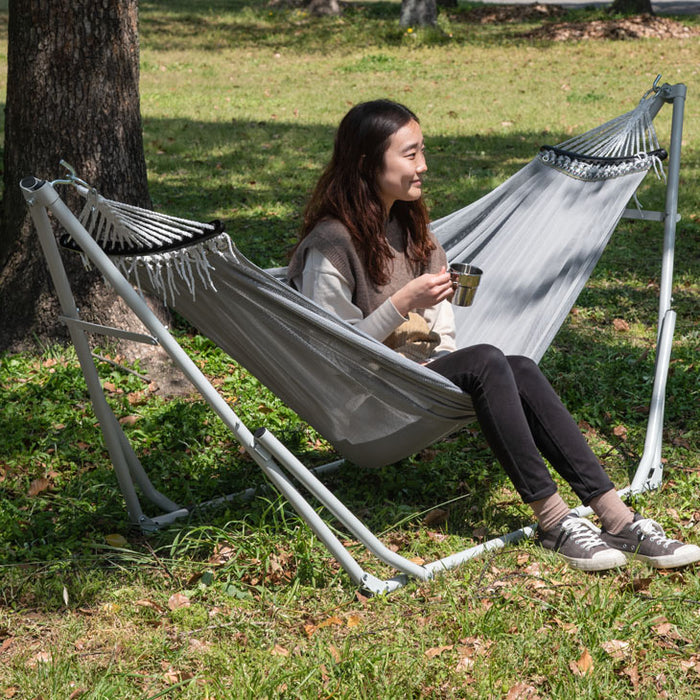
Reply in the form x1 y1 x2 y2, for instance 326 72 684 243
1 1 700 698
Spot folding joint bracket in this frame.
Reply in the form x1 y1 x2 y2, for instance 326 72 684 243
360 572 395 596
657 82 686 103
138 515 162 532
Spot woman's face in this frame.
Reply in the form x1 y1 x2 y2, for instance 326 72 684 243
375 119 427 212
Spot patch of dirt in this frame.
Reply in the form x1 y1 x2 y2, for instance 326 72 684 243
524 13 700 40
451 5 700 40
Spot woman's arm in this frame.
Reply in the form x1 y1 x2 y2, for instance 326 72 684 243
295 248 406 342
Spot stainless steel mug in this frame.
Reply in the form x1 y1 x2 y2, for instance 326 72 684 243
450 263 482 307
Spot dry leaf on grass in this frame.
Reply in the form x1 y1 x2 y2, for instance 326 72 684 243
601 639 630 660
27 477 51 497
168 593 191 611
622 664 640 691
135 599 166 614
423 508 449 527
425 644 454 659
506 682 541 699
105 533 128 547
569 648 594 676
613 425 628 440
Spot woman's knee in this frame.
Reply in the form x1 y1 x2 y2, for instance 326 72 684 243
507 355 547 390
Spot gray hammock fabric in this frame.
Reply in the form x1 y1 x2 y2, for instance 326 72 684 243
67 89 664 468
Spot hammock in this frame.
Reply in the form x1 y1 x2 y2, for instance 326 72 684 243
63 86 664 468
21 79 685 593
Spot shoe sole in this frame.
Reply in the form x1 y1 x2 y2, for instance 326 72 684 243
620 544 700 569
554 551 627 572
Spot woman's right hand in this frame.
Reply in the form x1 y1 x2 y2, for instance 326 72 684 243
390 267 453 317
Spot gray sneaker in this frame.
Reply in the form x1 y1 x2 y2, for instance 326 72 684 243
535 514 627 572
600 513 700 569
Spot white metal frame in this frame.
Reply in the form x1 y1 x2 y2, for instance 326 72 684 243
20 82 685 594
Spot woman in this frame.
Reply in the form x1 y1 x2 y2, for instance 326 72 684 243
288 99 699 572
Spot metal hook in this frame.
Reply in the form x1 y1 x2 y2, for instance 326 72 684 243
49 160 90 189
642 74 663 100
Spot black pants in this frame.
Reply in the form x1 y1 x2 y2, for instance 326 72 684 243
426 344 614 505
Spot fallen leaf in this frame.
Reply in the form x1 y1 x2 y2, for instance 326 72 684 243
317 616 343 630
423 508 449 527
346 614 361 628
613 425 628 440
208 544 235 566
472 526 488 541
188 638 211 653
28 477 51 497
601 639 630 660
570 648 594 676
118 415 140 426
135 599 166 614
105 533 128 547
506 682 541 699
30 651 52 666
626 576 653 593
271 644 289 657
425 644 453 658
168 593 190 611
328 644 341 663
613 318 630 332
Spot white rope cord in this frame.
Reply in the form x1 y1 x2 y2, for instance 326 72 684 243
77 188 220 253
556 92 660 159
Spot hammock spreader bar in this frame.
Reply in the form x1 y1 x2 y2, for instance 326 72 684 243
21 80 686 594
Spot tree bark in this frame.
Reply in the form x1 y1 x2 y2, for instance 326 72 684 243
400 0 438 27
609 0 654 13
308 0 342 16
1 0 155 354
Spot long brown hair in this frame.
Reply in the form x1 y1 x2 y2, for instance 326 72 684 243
298 100 433 286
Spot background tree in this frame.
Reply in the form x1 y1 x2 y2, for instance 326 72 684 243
609 0 653 13
308 0 342 16
0 0 156 353
400 0 437 27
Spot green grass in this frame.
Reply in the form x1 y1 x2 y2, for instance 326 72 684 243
2 1 700 697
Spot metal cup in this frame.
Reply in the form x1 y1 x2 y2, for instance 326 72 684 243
450 263 483 307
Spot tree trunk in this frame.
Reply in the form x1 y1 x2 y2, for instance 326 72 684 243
308 0 342 16
609 0 654 13
400 0 438 27
1 0 151 348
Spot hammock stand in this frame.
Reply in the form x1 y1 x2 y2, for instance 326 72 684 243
20 81 685 594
